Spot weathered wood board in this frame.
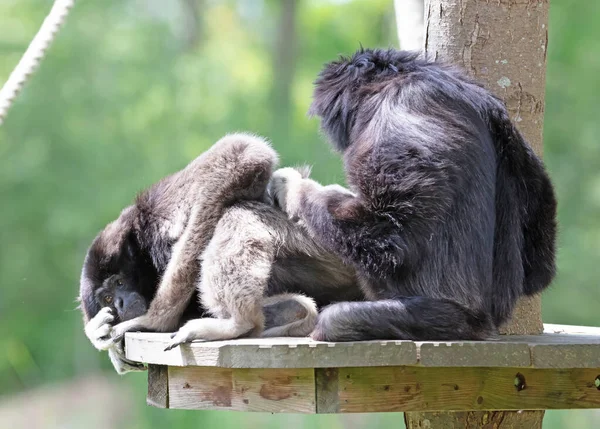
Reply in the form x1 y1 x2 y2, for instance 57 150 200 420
168 367 316 413
125 324 600 369
124 325 600 413
145 365 600 413
321 366 600 413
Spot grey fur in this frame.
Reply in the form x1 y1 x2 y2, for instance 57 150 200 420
79 133 360 373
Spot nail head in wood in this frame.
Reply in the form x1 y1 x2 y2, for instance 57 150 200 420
514 373 526 392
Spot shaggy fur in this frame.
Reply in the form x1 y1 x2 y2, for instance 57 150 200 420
272 48 557 342
79 133 360 373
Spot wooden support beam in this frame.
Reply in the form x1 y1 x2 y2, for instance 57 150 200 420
147 365 169 408
145 364 600 413
167 367 316 413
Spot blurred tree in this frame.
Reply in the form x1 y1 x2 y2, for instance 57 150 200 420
180 0 204 50
270 0 298 146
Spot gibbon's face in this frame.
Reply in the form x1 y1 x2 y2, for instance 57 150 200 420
79 221 157 324
309 48 418 151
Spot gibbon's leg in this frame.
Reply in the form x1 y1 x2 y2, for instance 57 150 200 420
163 201 320 350
164 203 276 350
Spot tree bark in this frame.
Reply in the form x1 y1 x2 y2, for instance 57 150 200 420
405 411 545 429
422 0 548 158
405 0 549 427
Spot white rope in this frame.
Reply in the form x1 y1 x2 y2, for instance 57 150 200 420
0 0 75 125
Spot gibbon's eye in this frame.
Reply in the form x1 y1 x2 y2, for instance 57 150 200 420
116 279 123 287
104 295 113 305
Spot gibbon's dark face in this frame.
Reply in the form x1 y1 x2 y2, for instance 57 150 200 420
79 220 158 324
309 48 421 151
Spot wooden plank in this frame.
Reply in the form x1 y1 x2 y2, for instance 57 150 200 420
544 324 600 335
125 333 418 368
125 324 600 370
160 365 600 413
315 368 339 413
147 365 168 408
328 366 600 413
531 343 600 369
168 366 316 413
416 341 531 368
125 333 223 367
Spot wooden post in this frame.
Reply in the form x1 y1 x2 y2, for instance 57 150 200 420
404 0 549 427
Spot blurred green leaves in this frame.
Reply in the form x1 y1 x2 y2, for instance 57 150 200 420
0 0 599 428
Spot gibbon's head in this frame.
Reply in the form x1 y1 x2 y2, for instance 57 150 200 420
309 48 422 151
78 207 157 324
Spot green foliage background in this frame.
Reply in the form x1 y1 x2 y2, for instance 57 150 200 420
0 0 598 427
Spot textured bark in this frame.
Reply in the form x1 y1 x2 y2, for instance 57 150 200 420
423 0 548 158
405 411 545 429
405 1 549 426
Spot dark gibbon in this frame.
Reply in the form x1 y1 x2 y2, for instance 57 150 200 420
271 48 557 342
79 134 360 373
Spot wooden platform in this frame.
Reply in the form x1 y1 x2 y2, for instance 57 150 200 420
125 324 600 413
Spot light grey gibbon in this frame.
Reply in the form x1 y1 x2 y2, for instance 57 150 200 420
78 133 362 374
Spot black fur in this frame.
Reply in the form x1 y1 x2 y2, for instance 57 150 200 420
300 48 557 341
79 205 202 326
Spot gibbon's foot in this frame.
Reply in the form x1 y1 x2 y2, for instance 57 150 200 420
163 318 255 351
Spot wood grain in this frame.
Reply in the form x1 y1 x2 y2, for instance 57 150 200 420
334 366 600 413
125 325 600 369
315 368 339 413
147 365 168 408
168 366 316 413
405 410 545 429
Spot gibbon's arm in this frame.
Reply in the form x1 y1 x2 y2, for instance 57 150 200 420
110 188 222 339
111 134 278 340
271 166 448 279
84 307 145 373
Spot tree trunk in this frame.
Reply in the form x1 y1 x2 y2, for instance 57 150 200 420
394 0 424 51
405 411 545 429
270 0 298 146
180 0 204 50
404 0 549 427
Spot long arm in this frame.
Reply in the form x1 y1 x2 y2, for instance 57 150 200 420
112 134 279 339
270 160 453 279
111 201 213 337
296 182 408 278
